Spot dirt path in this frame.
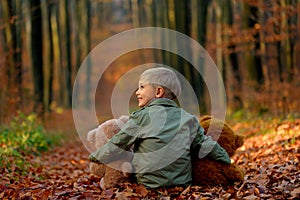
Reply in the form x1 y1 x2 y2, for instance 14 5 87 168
1 121 299 199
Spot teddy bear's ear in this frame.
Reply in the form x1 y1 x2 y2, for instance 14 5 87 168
115 115 129 128
96 123 111 141
235 134 244 149
119 115 129 123
87 128 97 146
200 115 212 123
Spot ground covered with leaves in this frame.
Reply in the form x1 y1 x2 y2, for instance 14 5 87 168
1 118 299 199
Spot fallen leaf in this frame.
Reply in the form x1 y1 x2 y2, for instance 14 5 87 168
135 184 148 197
180 185 190 196
243 194 259 200
291 187 300 198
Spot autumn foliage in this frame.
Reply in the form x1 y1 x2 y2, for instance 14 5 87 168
1 117 299 199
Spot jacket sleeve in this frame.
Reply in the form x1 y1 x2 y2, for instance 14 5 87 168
88 133 135 164
89 118 139 164
89 110 146 164
191 126 231 164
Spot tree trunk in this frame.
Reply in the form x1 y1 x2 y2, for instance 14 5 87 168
215 1 223 78
77 0 91 108
205 1 216 111
223 0 243 111
10 0 22 109
265 1 281 84
131 0 140 27
294 1 300 75
2 0 22 114
0 0 23 114
280 0 293 82
166 0 177 68
147 0 161 63
174 0 192 81
0 1 9 120
190 0 209 112
241 2 264 86
215 0 224 103
69 0 80 105
41 0 53 112
58 0 72 108
258 0 270 89
50 4 61 108
30 0 44 113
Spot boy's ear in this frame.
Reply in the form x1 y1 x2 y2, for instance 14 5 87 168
155 87 165 98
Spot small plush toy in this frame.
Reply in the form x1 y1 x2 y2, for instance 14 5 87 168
192 115 245 186
87 115 133 189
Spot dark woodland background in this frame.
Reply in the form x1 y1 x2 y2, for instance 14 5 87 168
1 0 300 125
1 1 300 199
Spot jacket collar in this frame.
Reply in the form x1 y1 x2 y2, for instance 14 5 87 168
147 98 178 108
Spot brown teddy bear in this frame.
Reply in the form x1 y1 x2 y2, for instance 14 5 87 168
87 115 133 189
192 115 245 186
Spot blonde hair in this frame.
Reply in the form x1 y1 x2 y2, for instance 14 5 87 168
140 67 181 99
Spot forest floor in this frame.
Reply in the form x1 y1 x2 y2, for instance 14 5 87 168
0 116 299 199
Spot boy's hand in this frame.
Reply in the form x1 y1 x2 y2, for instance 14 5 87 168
208 144 231 164
89 152 100 163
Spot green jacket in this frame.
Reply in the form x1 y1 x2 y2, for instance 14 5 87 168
89 98 230 188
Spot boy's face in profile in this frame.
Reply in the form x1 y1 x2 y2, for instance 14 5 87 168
135 81 157 108
136 75 167 108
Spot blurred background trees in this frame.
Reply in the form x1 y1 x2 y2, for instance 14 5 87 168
0 0 299 123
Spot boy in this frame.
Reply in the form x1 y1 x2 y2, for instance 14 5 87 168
89 66 230 188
